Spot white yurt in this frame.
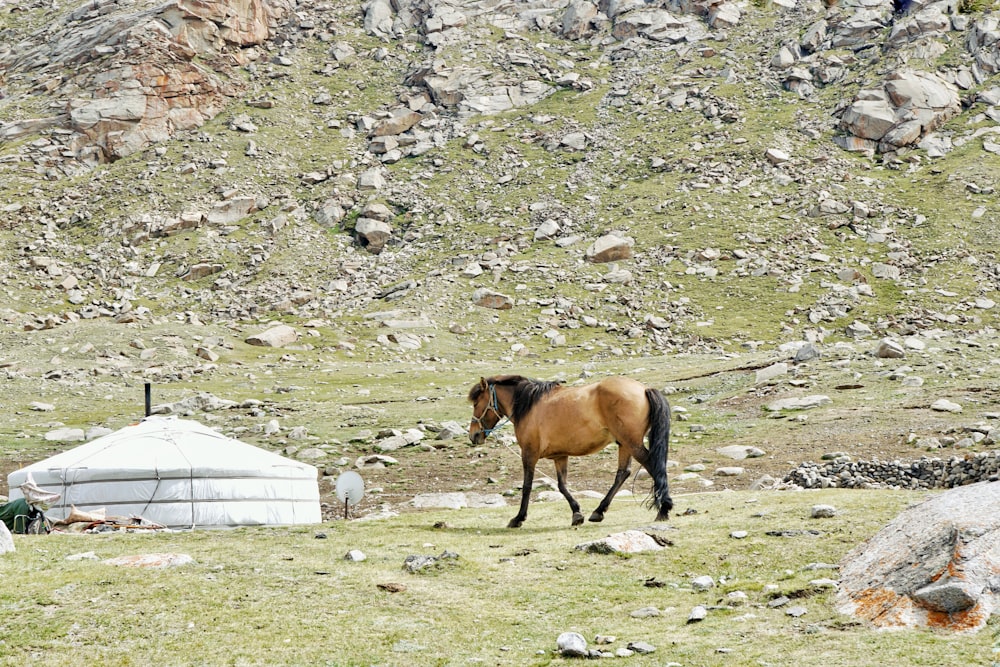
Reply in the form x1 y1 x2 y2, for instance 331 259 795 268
6 416 321 528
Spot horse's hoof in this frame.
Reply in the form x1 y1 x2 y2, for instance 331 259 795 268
588 512 604 523
655 510 671 522
571 512 584 526
508 518 523 528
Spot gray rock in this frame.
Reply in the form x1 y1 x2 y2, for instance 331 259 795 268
44 427 86 442
435 421 467 440
875 338 905 359
930 399 962 413
756 362 788 384
575 530 665 554
245 324 298 348
403 551 459 573
811 504 837 518
692 575 715 591
472 288 514 310
355 217 392 253
344 549 366 562
794 343 822 363
409 492 506 510
556 631 588 657
355 454 398 469
765 395 831 411
837 481 1000 632
630 605 661 618
687 605 708 623
626 640 656 654
717 445 765 460
585 234 633 263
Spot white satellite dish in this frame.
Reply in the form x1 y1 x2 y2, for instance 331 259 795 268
336 471 365 507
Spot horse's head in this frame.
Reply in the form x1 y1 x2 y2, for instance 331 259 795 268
468 377 501 445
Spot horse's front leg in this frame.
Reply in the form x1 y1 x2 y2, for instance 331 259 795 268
509 452 538 528
554 456 583 526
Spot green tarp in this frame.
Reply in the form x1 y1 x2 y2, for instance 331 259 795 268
0 498 34 533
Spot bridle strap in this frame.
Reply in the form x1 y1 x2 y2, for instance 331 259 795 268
472 383 509 436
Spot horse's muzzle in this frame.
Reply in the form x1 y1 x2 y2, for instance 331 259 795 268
470 430 486 445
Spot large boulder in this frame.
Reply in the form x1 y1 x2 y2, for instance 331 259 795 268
837 481 1000 633
837 70 960 153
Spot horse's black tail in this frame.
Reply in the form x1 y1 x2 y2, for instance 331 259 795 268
644 387 673 520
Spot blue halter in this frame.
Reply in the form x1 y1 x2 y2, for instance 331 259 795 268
472 383 509 437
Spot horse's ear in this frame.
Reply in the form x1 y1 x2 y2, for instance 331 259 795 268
479 377 488 390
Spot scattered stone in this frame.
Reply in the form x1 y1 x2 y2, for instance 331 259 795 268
626 640 656 654
245 325 298 348
630 605 661 618
377 582 406 593
811 504 837 518
575 530 666 554
687 605 708 623
717 445 765 460
692 575 716 591
765 395 831 411
44 427 86 442
930 399 962 413
409 492 506 510
585 234 633 263
103 553 193 568
344 549 366 562
875 338 905 359
756 362 788 384
556 631 588 657
472 288 514 310
403 550 459 573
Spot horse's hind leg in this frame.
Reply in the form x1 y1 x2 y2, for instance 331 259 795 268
553 456 584 526
589 445 632 522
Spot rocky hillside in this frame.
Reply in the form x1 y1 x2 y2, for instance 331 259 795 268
0 0 997 351
1 0 999 506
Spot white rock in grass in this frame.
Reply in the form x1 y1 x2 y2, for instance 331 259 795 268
811 504 837 518
687 605 708 623
575 530 665 554
557 632 588 657
0 522 14 555
930 399 962 413
245 324 298 348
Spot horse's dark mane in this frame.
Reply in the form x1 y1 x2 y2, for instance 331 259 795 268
468 375 562 422
511 377 562 423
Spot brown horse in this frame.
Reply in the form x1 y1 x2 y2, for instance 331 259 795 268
468 375 672 528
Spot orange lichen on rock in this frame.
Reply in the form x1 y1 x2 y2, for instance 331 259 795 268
924 602 989 632
847 587 914 628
